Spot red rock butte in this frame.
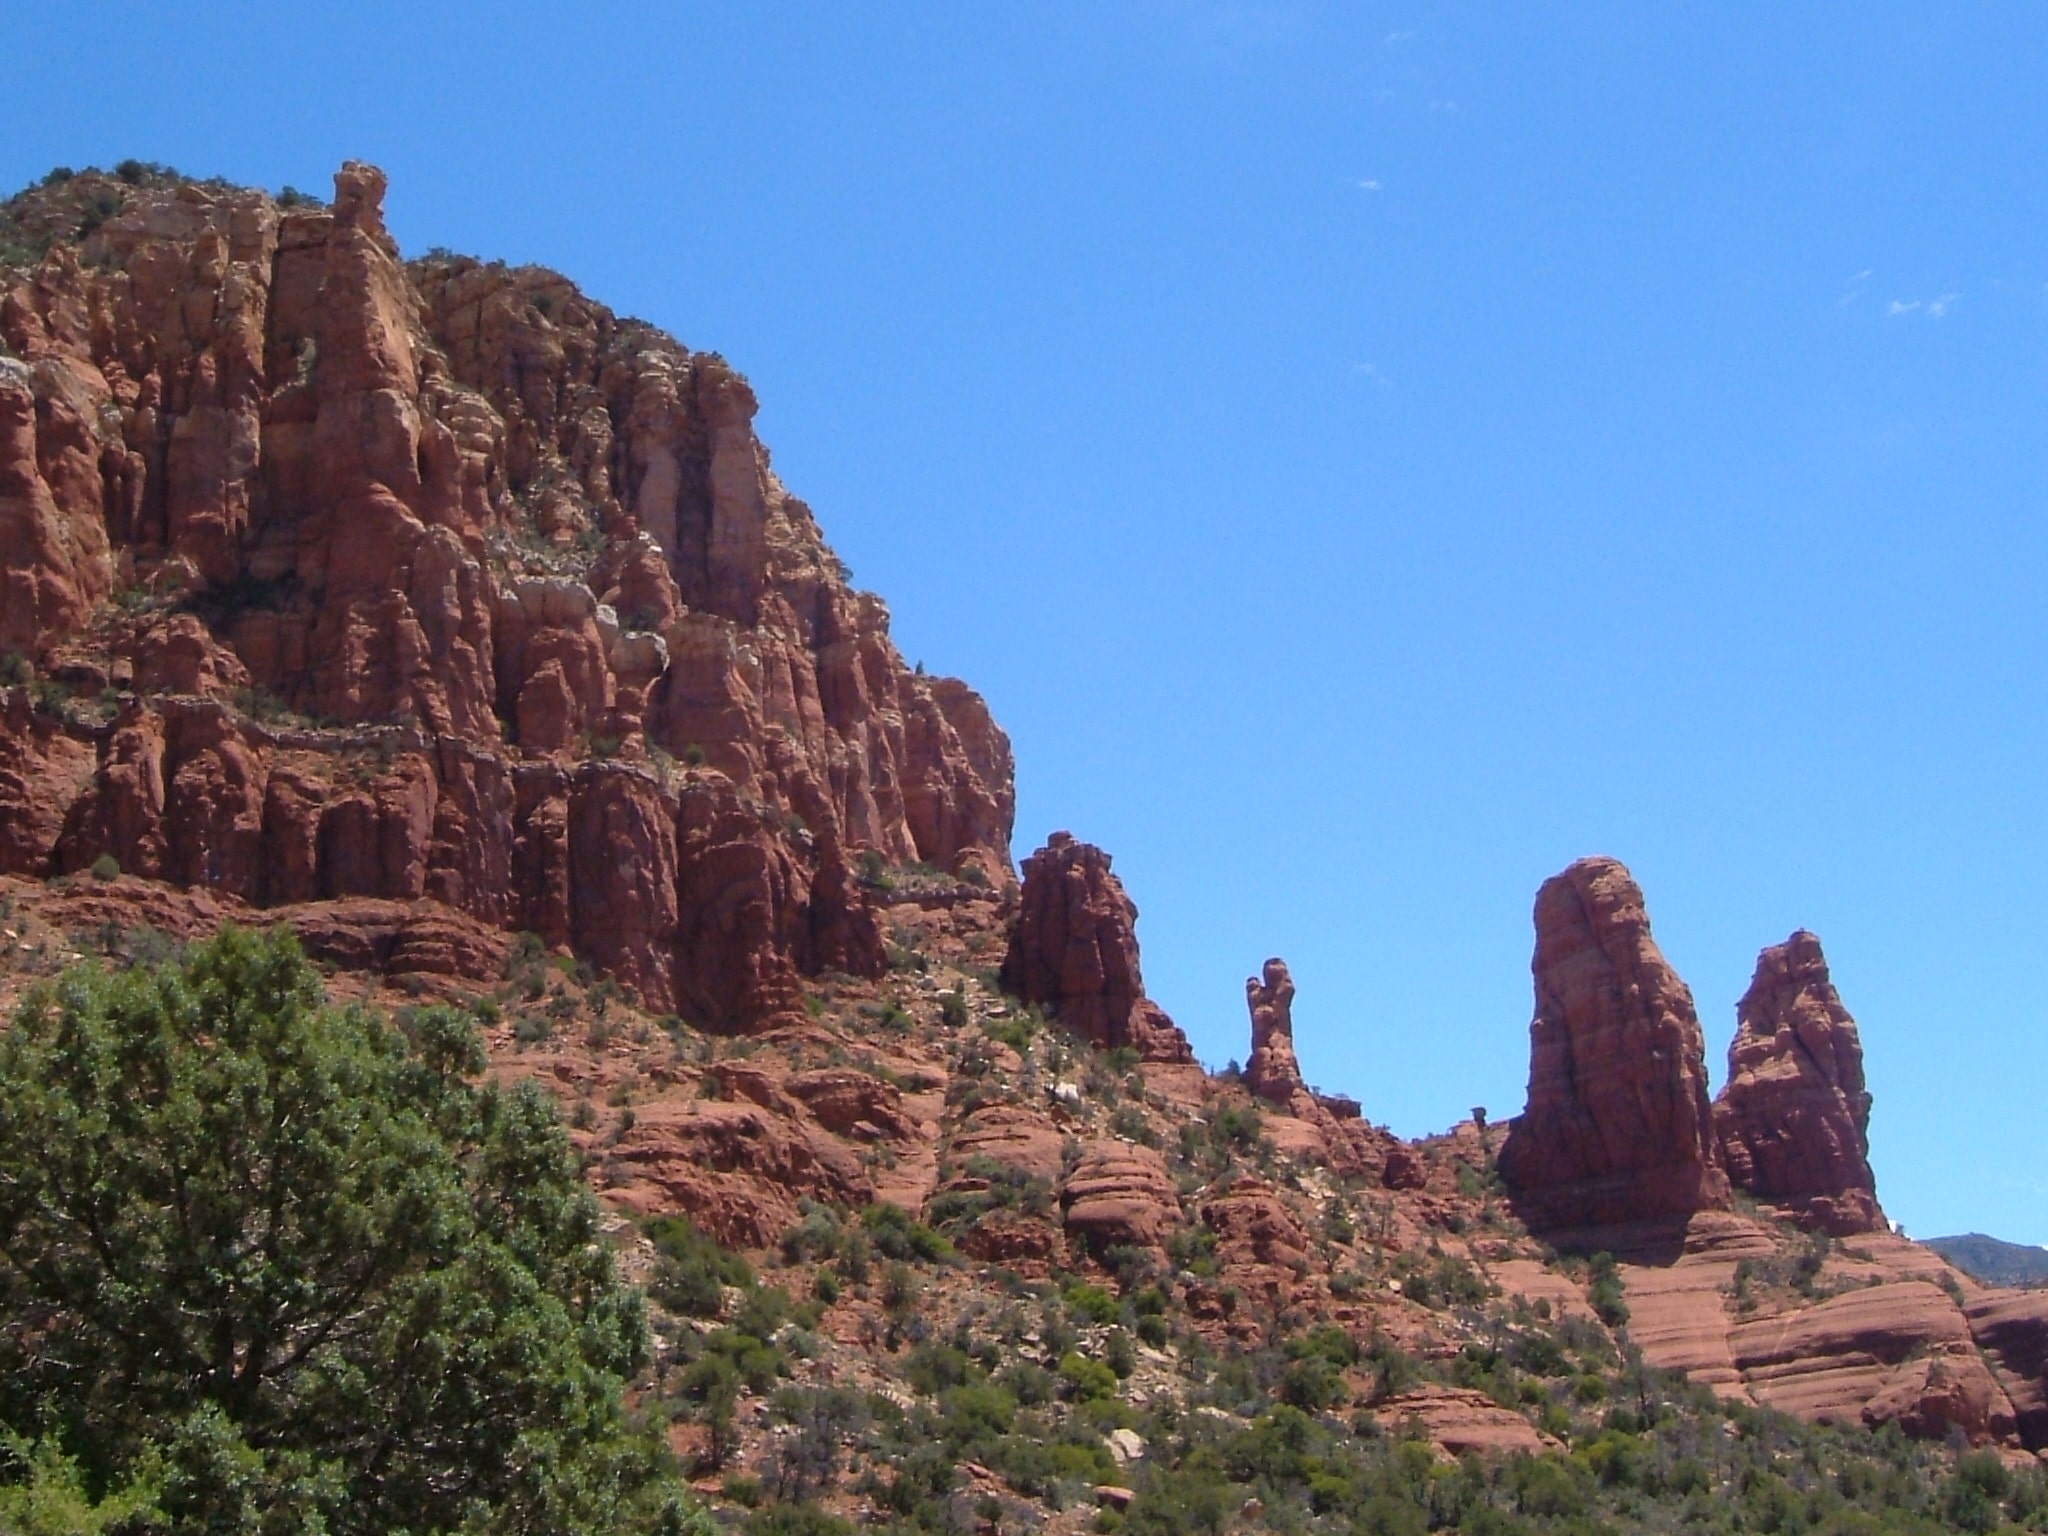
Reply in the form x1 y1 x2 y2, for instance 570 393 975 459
0 162 1013 1027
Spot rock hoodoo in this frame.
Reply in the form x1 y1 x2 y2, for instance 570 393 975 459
1235 954 1424 1190
1713 930 1883 1235
1244 956 1307 1108
0 164 1014 1026
999 832 1192 1062
1496 856 1730 1235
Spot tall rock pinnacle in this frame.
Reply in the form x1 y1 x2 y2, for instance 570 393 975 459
1713 930 1883 1235
1497 856 1730 1234
1244 957 1308 1108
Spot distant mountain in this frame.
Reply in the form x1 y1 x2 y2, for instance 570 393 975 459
1925 1233 2048 1287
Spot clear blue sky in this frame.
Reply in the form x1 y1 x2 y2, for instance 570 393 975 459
8 4 2045 1245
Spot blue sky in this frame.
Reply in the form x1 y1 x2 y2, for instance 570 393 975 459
7 4 2045 1244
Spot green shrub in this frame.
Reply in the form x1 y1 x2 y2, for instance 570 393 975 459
88 854 120 882
1063 1282 1121 1327
0 928 689 1533
1587 1251 1630 1328
862 1201 952 1263
644 1214 754 1317
1057 1352 1119 1403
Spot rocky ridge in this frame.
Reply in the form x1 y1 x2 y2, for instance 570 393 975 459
4 163 2047 1518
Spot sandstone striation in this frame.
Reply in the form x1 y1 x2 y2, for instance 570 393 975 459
999 832 1191 1061
1496 856 1730 1235
0 164 1014 1028
1060 1139 1180 1250
1730 1280 2016 1444
1713 930 1882 1235
1965 1291 2048 1450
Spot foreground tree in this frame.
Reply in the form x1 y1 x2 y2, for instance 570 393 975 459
0 926 696 1534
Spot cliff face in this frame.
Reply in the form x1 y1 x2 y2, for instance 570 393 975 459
1713 930 1882 1235
0 164 1012 1025
1497 856 1730 1234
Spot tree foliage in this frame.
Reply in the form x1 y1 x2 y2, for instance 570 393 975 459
0 926 697 1534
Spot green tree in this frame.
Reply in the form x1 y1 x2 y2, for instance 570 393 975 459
0 926 697 1534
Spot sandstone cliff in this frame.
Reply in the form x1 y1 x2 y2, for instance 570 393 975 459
0 163 1012 1025
1496 856 1731 1235
1714 930 1883 1235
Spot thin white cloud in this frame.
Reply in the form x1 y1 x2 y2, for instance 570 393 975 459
1385 27 1418 43
1885 293 1961 320
1353 361 1392 387
1353 178 1383 192
1839 269 1873 308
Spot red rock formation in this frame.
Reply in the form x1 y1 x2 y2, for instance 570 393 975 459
1730 1280 2016 1444
1376 1386 1551 1458
1060 1139 1180 1250
0 164 1014 1028
1496 856 1730 1234
1713 931 1882 1235
1235 954 1422 1190
1000 832 1191 1062
1965 1291 2048 1450
1245 957 1306 1107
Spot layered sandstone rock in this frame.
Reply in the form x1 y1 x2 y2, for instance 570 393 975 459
1060 1139 1179 1250
1376 1386 1551 1458
1713 931 1882 1235
0 164 1014 1027
1730 1280 2016 1444
1965 1291 2048 1450
1496 857 1730 1234
1000 832 1191 1061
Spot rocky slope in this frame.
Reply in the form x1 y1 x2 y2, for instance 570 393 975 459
4 162 2046 1523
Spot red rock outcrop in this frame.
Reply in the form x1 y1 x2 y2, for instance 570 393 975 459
603 1093 875 1249
1965 1291 2048 1450
1496 857 1730 1235
1060 1139 1180 1250
0 164 1015 1028
1713 931 1882 1235
1000 832 1191 1062
1244 957 1307 1108
1200 1176 1312 1279
1730 1280 2016 1444
1236 954 1422 1190
1375 1386 1551 1458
